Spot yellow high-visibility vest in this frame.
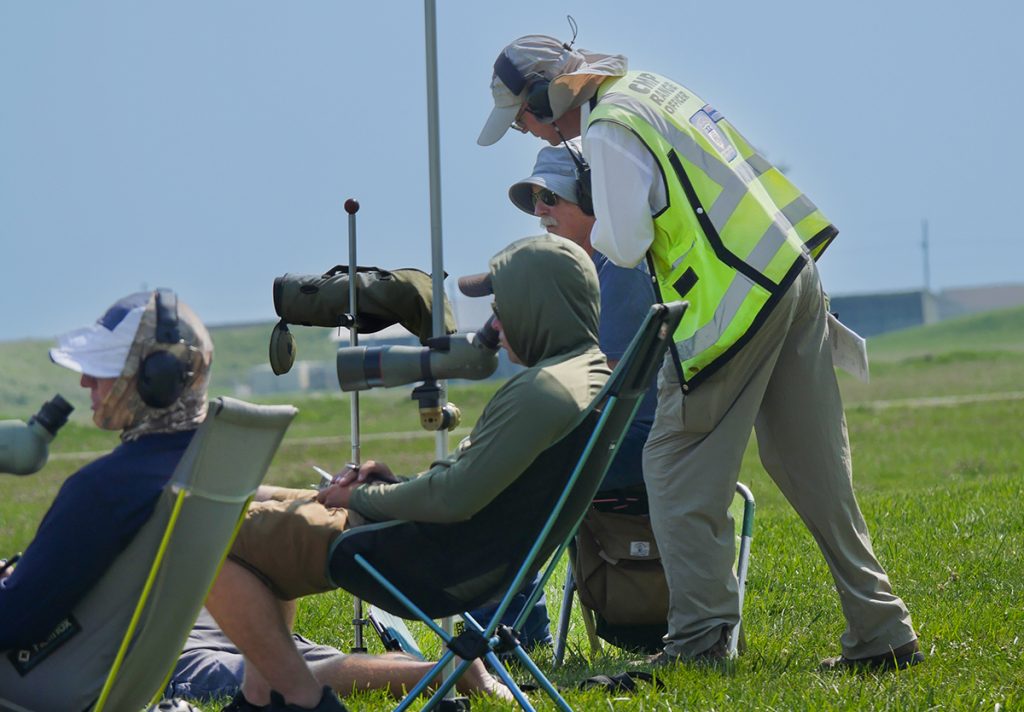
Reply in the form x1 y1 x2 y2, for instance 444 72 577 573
590 71 838 390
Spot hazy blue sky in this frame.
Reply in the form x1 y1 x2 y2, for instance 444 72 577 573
2 1 1021 341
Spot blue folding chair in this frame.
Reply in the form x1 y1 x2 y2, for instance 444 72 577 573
328 301 686 712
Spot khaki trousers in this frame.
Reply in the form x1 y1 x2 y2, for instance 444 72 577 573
643 260 916 658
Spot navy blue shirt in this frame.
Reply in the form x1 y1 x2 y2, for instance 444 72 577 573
0 430 195 650
592 252 659 491
593 251 658 427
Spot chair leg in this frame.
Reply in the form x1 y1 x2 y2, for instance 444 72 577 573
731 482 755 657
553 558 575 667
481 652 538 712
392 651 456 712
416 653 476 712
579 603 602 659
504 645 574 712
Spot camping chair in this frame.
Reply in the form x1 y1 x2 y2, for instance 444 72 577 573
552 482 755 665
0 397 297 712
329 301 686 712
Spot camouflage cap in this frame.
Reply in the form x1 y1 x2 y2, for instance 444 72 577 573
94 291 213 439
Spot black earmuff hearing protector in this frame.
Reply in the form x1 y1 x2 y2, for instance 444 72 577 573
566 142 593 217
493 53 556 121
137 289 194 408
493 17 581 125
550 129 594 217
525 79 554 120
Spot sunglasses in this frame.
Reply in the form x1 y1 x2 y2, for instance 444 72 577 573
511 103 534 134
530 188 560 208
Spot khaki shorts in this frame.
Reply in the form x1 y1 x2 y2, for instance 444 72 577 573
229 488 365 600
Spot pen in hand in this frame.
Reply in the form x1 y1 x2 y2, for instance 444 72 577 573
312 463 359 490
312 465 333 490
0 554 22 576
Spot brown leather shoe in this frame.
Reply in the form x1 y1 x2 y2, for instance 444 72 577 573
820 639 925 672
637 627 730 668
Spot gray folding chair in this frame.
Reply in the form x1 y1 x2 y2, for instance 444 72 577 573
0 397 297 712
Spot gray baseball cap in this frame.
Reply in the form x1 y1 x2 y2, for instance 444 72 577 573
508 138 584 215
478 35 627 146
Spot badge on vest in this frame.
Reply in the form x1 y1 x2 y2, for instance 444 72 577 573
690 105 737 162
6 615 81 676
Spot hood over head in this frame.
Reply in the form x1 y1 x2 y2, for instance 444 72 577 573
485 235 600 367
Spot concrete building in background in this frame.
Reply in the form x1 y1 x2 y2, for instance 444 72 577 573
936 283 1024 320
830 282 1024 338
246 360 335 397
829 290 939 338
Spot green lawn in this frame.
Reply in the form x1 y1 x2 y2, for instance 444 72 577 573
2 310 1023 710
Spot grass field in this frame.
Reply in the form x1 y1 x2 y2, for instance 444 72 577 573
1 308 1022 710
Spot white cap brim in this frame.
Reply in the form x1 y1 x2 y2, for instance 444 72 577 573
48 305 144 378
477 103 521 147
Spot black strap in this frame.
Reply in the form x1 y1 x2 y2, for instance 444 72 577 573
494 51 528 95
666 150 775 293
645 252 688 392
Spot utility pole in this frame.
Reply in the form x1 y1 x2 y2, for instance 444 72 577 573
921 218 931 294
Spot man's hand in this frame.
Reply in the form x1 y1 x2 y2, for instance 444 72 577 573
330 460 399 488
315 460 399 509
316 479 359 508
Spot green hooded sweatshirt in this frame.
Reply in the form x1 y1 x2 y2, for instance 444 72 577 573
348 235 610 523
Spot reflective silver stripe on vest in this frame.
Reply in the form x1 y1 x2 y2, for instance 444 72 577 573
674 271 751 361
781 194 818 227
752 219 792 273
745 153 773 177
597 93 787 275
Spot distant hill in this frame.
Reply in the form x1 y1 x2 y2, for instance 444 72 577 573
867 305 1024 361
0 321 338 418
4 305 1021 418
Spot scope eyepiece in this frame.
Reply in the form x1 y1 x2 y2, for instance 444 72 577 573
474 314 500 352
31 395 74 436
1 395 74 475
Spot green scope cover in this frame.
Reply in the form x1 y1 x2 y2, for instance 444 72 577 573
273 266 457 345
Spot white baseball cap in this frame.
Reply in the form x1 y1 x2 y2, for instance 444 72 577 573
49 292 149 378
478 34 627 146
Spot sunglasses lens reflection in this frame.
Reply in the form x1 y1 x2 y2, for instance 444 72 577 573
531 189 559 207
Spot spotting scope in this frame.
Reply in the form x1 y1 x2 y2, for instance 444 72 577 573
0 395 74 475
336 316 500 392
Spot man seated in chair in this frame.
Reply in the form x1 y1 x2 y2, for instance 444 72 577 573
206 235 610 711
0 291 214 673
464 138 660 646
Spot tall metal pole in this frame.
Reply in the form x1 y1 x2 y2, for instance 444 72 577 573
424 0 446 460
424 0 456 686
921 218 931 294
346 200 362 467
344 198 366 653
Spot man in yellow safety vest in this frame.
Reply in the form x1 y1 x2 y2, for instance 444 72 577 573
478 33 922 671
